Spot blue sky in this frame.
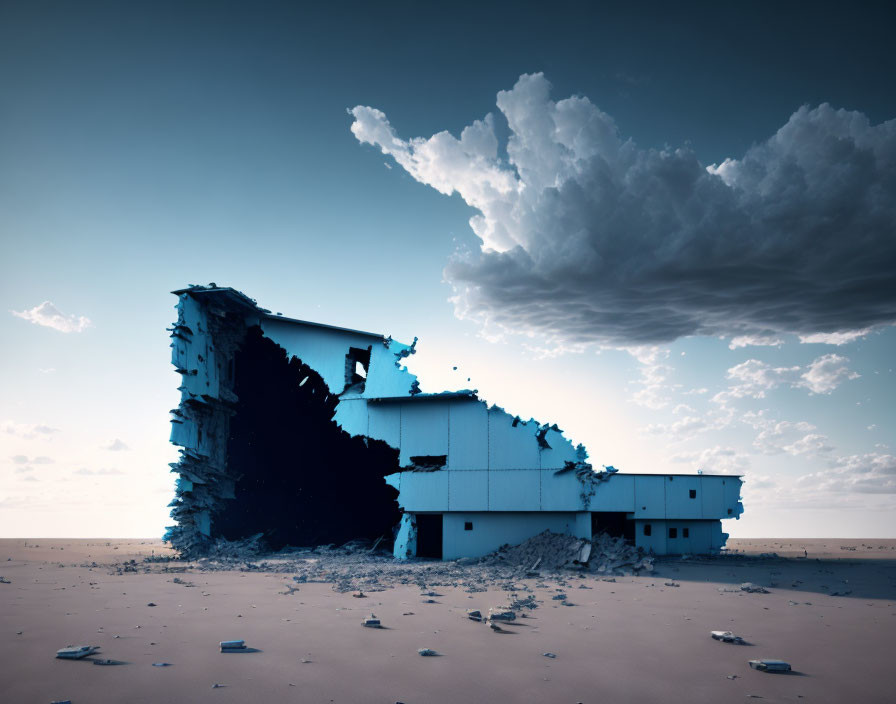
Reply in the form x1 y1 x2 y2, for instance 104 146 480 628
1 1 894 538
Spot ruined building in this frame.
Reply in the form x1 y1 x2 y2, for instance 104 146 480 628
166 285 743 558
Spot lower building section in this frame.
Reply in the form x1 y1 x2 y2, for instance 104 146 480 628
395 511 728 559
633 518 727 555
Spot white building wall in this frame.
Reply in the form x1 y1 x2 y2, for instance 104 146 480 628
447 402 488 469
634 519 726 555
664 475 702 519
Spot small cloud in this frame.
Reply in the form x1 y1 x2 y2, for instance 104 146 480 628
105 438 129 451
3 421 61 438
74 467 124 476
728 335 784 350
23 475 39 482
14 466 33 474
10 454 53 465
868 424 878 431
38 368 56 374
10 301 91 333
798 453 896 493
798 354 860 394
799 328 872 345
668 445 749 474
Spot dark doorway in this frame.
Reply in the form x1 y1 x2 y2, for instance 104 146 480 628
215 326 401 550
592 512 635 542
415 513 443 559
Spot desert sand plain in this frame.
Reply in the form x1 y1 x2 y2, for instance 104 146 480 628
2 538 895 703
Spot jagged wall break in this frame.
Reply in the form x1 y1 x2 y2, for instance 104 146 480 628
167 285 744 558
216 327 400 549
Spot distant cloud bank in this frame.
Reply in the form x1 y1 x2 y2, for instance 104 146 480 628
11 301 91 333
351 73 896 346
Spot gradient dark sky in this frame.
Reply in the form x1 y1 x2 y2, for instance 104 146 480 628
1 1 894 538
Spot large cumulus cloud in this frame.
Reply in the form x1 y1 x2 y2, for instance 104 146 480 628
350 73 896 345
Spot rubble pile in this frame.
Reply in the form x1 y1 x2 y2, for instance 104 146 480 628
479 531 654 576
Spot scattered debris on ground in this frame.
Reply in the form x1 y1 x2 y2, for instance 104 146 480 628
711 630 746 644
56 646 100 660
417 648 439 656
740 583 770 594
749 659 792 673
362 614 382 628
219 640 247 652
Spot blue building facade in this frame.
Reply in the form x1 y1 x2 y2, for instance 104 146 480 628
167 285 743 557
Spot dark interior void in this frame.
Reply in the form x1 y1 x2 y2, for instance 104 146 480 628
592 511 635 542
215 326 401 550
415 513 443 559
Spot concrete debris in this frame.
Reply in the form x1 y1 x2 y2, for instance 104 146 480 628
352 591 366 598
487 607 516 622
362 614 382 628
92 659 127 666
509 595 537 611
219 640 247 652
466 609 483 621
543 652 557 658
56 645 100 659
0 576 10 584
153 662 173 667
479 531 653 577
749 659 792 673
711 631 746 644
740 583 770 594
417 648 439 656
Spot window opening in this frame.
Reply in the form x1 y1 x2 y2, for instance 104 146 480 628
683 528 689 538
669 527 678 539
689 489 697 499
343 346 371 393
464 521 473 531
643 524 652 537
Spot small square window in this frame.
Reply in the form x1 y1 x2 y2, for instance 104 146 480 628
683 528 689 538
669 527 678 539
464 521 473 531
727 508 733 515
643 524 652 537
689 489 697 499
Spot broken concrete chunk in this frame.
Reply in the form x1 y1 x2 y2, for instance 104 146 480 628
749 659 791 673
740 583 770 594
487 607 516 622
152 662 173 667
92 659 126 666
56 645 100 659
543 652 557 658
466 609 483 621
417 648 439 656
219 640 247 651
362 614 382 628
352 591 366 598
711 630 745 644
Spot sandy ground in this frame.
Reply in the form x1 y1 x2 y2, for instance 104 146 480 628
2 538 895 703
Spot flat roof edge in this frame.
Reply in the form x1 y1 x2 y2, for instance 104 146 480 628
262 313 384 339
